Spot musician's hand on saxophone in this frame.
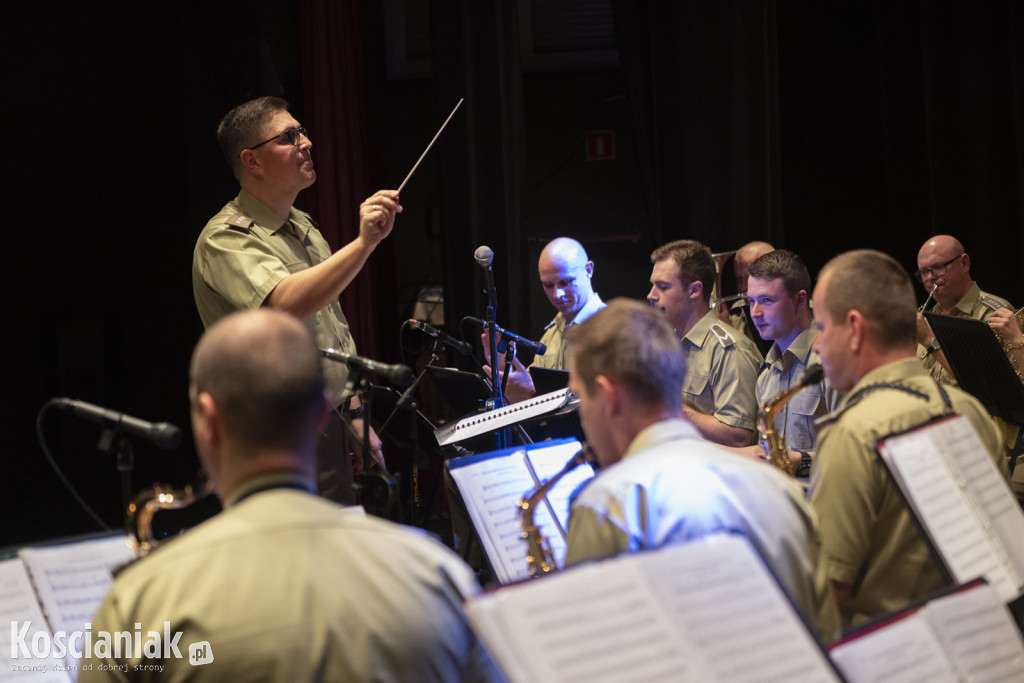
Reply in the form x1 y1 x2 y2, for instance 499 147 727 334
730 444 807 476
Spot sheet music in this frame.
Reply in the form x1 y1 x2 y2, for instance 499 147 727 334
465 550 707 683
465 535 840 683
449 451 541 584
923 583 1024 682
0 558 72 682
829 611 957 683
829 581 1024 683
640 536 839 683
934 418 1024 579
521 440 594 541
877 419 1022 601
449 440 592 584
435 389 571 445
18 535 136 673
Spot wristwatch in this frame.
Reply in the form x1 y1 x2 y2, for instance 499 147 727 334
926 338 941 355
796 451 812 478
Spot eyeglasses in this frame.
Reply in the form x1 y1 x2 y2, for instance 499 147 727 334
241 126 309 155
914 254 963 282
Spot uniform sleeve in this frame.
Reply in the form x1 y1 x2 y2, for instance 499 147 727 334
564 494 632 567
708 345 759 431
194 227 294 311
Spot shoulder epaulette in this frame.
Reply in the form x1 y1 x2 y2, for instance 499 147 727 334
709 323 737 349
978 293 1007 311
225 213 255 233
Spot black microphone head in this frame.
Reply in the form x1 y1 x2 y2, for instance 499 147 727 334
474 245 494 268
800 364 824 386
391 365 416 387
150 423 183 450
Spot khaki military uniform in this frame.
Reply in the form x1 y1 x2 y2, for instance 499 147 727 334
192 189 357 408
756 324 840 453
809 358 1003 626
681 310 762 434
918 282 1012 387
918 282 1022 503
82 475 505 683
567 418 841 643
530 294 605 370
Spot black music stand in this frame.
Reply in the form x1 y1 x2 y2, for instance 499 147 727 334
528 366 569 395
925 313 1024 430
424 366 492 422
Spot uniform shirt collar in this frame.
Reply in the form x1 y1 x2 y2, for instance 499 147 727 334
682 309 719 346
223 472 316 509
237 188 311 239
765 323 818 371
622 417 704 461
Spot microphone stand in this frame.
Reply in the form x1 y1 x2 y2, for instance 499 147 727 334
97 424 134 520
343 365 401 521
377 337 445 529
480 257 506 449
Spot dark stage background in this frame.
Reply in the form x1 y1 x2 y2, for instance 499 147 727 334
3 0 1022 547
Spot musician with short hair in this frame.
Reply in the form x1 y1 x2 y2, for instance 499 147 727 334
913 234 1022 502
481 237 606 403
914 234 1013 384
192 96 398 501
563 298 840 643
648 239 762 447
747 249 840 475
82 310 505 682
809 249 1003 625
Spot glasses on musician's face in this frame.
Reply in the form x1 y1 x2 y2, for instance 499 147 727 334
241 126 309 155
914 254 962 282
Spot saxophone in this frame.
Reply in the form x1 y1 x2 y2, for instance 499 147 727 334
757 365 823 476
518 445 592 578
126 479 215 554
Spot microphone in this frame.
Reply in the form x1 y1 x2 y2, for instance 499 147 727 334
52 398 182 450
474 245 494 268
320 348 415 387
474 245 497 321
467 317 547 356
408 320 473 356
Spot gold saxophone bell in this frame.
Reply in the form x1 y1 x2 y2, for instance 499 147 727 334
126 478 216 555
757 365 823 476
518 444 592 577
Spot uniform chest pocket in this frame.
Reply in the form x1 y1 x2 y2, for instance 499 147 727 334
682 371 709 397
789 391 824 417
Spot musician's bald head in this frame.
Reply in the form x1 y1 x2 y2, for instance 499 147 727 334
916 234 971 310
190 309 327 458
734 241 775 292
538 237 596 323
